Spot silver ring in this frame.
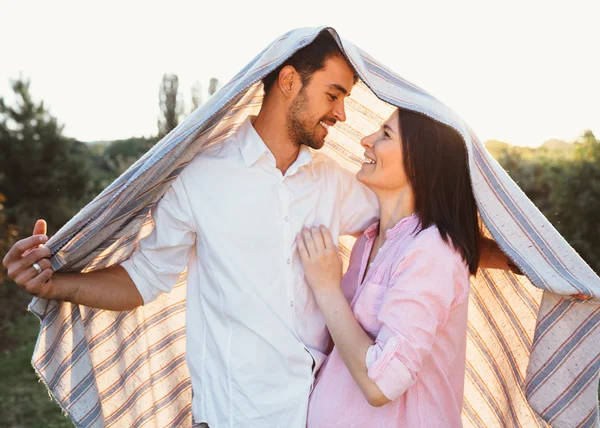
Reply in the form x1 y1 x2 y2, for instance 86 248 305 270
32 262 42 274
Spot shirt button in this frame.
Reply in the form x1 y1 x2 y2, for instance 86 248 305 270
287 258 291 265
389 338 398 347
285 216 289 222
290 301 295 307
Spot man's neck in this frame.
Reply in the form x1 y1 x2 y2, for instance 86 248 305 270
252 105 301 176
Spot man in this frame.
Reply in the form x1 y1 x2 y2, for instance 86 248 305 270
3 33 509 427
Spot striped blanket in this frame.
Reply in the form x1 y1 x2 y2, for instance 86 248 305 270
29 27 599 427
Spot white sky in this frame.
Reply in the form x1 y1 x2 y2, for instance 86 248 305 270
1 0 598 146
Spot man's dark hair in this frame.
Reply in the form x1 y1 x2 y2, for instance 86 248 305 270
262 31 359 95
399 110 483 275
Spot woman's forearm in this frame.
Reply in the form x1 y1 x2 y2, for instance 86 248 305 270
314 287 390 407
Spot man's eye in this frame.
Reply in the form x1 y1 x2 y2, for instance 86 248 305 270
328 94 337 101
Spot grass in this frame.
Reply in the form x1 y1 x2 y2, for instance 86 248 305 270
0 312 72 428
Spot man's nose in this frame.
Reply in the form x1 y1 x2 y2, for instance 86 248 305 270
333 101 347 123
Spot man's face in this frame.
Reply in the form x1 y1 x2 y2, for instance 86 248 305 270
286 55 355 149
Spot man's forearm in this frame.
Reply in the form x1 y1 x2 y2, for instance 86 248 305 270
50 265 143 311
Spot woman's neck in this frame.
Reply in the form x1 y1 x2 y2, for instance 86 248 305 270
374 186 415 246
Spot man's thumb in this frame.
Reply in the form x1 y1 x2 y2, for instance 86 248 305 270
33 219 47 237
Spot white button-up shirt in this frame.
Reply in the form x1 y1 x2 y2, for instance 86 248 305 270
121 117 377 428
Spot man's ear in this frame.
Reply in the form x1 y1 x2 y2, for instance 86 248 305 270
277 65 301 99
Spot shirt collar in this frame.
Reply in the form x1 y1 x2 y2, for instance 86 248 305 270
237 116 269 168
364 221 380 239
236 116 314 174
286 145 314 176
363 213 420 240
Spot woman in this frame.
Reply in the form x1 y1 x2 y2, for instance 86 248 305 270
298 108 482 427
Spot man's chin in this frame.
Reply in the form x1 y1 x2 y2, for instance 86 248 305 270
310 136 326 150
313 140 326 150
300 139 325 150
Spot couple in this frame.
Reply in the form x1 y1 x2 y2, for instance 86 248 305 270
4 32 510 427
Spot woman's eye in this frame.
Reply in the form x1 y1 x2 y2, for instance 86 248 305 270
383 131 390 138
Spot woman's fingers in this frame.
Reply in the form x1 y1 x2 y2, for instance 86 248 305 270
319 226 335 249
302 228 317 256
570 293 592 301
310 227 326 251
298 225 336 259
297 235 309 259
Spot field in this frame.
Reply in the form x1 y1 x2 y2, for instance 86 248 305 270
0 312 71 428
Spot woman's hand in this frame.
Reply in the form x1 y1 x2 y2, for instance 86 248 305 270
479 237 523 274
297 226 342 294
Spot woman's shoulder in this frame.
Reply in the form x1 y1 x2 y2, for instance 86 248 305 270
392 225 471 300
400 225 468 273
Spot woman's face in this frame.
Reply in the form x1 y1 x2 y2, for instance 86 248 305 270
357 109 409 193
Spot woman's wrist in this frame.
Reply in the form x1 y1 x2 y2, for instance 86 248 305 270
313 285 345 306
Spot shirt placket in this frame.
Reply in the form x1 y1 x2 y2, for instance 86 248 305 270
278 178 295 311
350 235 377 308
278 177 317 389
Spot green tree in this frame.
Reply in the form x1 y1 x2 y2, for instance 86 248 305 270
0 76 92 236
547 131 600 271
492 131 600 274
190 81 203 112
157 73 182 138
484 139 510 159
208 77 219 96
0 76 93 317
85 136 158 200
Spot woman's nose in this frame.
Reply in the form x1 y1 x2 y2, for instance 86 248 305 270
361 133 375 149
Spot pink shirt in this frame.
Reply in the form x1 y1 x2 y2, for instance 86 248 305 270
307 214 470 428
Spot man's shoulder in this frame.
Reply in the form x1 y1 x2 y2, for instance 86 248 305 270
310 150 352 178
311 150 340 168
179 134 241 180
196 133 240 162
310 150 362 188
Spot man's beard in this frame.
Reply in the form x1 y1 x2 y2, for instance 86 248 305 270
286 89 324 150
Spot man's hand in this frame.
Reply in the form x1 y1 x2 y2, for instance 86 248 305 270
3 219 143 309
2 219 55 298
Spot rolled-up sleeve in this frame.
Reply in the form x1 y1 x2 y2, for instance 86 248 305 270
365 242 465 401
121 175 196 305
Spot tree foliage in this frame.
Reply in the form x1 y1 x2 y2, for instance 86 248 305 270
0 77 92 237
1 74 598 316
0 77 94 314
157 73 182 138
208 77 219 96
190 81 203 112
488 131 600 273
